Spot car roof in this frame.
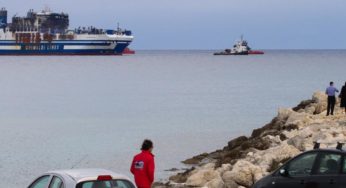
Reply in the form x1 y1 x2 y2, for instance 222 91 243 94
48 168 131 183
308 148 346 154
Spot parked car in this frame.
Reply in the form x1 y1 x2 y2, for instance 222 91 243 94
252 143 346 188
27 168 136 188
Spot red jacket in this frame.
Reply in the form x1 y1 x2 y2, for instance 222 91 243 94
130 150 155 188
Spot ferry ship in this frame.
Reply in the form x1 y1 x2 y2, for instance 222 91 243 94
0 8 133 55
214 36 264 55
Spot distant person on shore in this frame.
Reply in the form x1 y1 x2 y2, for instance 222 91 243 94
130 139 155 188
326 81 339 116
339 82 346 114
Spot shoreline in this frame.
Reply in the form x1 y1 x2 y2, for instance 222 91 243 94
155 91 346 188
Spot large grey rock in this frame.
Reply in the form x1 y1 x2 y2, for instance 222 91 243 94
305 106 316 114
217 164 232 174
287 135 305 151
312 91 327 103
315 103 327 114
205 177 226 188
312 92 327 114
285 111 311 128
228 160 263 187
186 167 220 187
227 136 248 150
277 108 293 122
222 171 240 188
249 144 300 173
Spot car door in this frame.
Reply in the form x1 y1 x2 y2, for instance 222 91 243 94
273 151 318 188
28 175 51 188
306 151 342 188
337 154 346 188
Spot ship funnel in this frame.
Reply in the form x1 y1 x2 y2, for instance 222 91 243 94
0 8 7 29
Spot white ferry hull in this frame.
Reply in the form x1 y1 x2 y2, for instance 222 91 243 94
0 31 133 55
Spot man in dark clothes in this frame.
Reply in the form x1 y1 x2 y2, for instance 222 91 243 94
326 81 339 116
130 139 155 188
339 82 346 114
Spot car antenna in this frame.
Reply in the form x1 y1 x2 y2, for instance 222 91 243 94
313 142 320 149
336 142 345 150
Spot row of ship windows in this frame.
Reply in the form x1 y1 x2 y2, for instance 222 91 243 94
22 45 61 50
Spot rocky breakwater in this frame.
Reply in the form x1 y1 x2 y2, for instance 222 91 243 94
155 91 346 188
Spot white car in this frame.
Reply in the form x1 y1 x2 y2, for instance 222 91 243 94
27 168 136 188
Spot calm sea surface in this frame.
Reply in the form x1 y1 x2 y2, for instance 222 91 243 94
1 50 346 187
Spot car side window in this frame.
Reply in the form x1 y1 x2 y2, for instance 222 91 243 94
286 152 317 177
29 175 50 188
49 176 64 188
343 155 346 173
315 153 341 175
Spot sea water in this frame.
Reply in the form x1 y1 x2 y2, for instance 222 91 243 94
0 50 346 187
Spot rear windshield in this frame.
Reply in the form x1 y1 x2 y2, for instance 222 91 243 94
77 180 135 188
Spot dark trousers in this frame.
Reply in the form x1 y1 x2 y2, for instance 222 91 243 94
327 96 336 115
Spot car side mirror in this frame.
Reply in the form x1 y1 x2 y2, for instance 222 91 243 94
279 169 289 177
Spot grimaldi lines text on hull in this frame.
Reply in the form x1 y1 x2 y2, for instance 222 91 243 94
0 8 133 55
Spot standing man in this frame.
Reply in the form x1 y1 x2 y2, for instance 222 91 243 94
339 82 346 114
130 139 155 188
326 81 339 116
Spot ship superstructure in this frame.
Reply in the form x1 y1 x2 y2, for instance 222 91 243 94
0 8 133 55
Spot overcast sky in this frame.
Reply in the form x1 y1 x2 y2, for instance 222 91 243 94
2 0 346 49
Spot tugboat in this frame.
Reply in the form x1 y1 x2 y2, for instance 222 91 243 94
214 36 264 55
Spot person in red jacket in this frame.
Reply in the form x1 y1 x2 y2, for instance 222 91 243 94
130 139 155 188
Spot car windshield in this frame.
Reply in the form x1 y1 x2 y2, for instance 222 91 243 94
78 180 135 188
